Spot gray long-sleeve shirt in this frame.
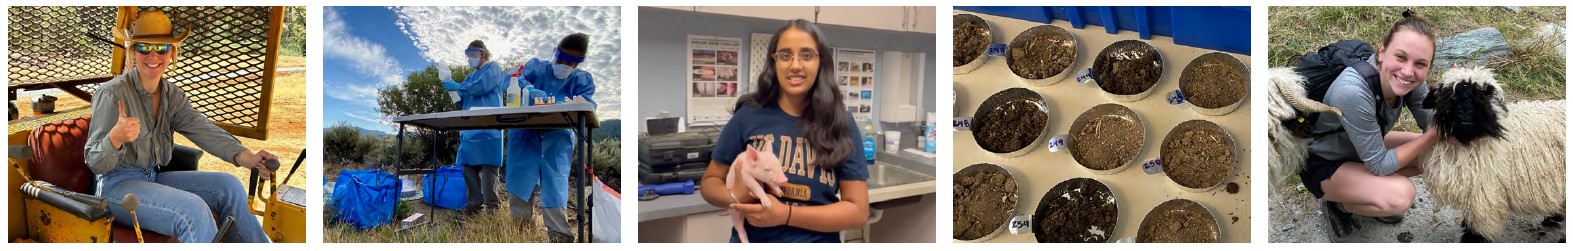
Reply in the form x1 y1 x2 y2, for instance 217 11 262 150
1307 61 1433 176
84 67 249 174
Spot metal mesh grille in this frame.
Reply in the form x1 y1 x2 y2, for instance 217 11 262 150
6 6 119 91
139 6 273 130
9 7 277 138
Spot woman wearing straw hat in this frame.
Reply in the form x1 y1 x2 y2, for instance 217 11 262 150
84 10 275 243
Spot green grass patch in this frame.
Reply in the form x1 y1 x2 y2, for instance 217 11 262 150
1270 6 1565 106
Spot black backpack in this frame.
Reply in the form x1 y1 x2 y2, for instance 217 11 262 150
1283 40 1393 138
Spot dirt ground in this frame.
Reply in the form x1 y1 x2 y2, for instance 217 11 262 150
178 57 309 189
1269 177 1565 243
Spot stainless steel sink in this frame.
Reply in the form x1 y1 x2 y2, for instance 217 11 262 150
867 163 934 189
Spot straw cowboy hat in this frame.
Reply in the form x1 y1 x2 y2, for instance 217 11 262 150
112 10 190 44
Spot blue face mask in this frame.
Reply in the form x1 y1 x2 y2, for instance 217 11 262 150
468 56 481 68
552 63 574 79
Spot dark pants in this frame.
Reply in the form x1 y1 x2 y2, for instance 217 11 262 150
463 164 500 210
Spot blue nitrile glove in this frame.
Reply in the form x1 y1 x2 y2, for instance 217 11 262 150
442 81 461 91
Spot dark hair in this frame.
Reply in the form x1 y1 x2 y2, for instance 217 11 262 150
467 40 490 60
1381 10 1437 48
736 19 853 169
560 33 590 54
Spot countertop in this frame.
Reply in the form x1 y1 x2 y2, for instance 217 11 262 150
639 150 938 222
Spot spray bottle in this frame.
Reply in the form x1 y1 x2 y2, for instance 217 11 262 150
507 66 523 107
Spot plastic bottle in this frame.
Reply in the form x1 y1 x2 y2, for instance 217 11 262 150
863 120 876 164
437 66 459 104
924 112 936 153
507 67 523 107
528 84 547 106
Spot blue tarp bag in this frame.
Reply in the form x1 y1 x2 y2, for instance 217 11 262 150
422 164 468 209
331 169 400 229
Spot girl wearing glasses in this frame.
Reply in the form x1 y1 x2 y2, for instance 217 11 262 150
699 19 870 243
85 10 274 243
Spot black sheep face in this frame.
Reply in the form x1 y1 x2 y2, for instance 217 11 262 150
1421 67 1508 146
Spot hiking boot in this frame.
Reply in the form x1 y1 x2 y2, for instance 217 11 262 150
548 232 575 243
1372 214 1404 224
458 205 483 216
1322 200 1355 238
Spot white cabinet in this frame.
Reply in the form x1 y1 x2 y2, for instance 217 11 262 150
819 6 909 32
639 209 734 243
650 6 694 11
697 6 817 24
681 210 734 243
912 6 936 34
660 6 935 34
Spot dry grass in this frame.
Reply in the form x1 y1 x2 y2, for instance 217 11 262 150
173 55 309 188
1269 6 1566 132
276 55 307 68
323 161 585 243
323 198 555 243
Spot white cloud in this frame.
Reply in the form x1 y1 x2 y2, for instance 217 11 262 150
344 111 397 130
324 7 404 86
323 80 382 103
392 6 622 119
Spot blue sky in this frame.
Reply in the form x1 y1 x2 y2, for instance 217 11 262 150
323 6 622 133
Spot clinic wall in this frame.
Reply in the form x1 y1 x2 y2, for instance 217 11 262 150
638 7 937 132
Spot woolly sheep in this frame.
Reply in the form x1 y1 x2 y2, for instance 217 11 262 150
1417 67 1565 242
1267 68 1340 189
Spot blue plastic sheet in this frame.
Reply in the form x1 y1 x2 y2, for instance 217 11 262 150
331 169 401 229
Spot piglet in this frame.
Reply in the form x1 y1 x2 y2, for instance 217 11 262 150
727 140 789 243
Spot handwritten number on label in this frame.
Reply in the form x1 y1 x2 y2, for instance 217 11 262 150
1076 68 1094 83
987 44 1007 57
1143 158 1164 174
1167 90 1185 105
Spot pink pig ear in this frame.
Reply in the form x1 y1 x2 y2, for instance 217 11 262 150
761 139 775 154
743 144 759 159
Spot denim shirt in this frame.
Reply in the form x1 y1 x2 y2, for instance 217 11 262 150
84 67 249 174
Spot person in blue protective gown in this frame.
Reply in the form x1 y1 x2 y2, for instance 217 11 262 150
506 33 596 243
441 40 507 214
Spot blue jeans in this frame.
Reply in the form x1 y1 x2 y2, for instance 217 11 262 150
96 168 270 243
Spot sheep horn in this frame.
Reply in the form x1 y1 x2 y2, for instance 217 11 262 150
1275 76 1343 116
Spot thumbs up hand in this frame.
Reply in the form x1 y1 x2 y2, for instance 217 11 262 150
110 100 142 149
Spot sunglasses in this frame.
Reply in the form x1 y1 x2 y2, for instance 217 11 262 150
132 43 173 55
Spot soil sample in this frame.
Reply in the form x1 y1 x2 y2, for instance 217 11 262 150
1070 104 1143 171
1008 25 1075 80
1092 40 1164 96
953 164 1018 241
954 14 990 67
1180 52 1247 109
1160 120 1235 190
972 88 1048 154
1032 177 1117 243
1137 199 1220 243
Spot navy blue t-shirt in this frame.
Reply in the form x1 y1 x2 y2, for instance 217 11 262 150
712 103 869 243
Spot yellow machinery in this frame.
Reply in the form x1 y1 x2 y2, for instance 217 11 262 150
248 150 308 243
7 6 301 243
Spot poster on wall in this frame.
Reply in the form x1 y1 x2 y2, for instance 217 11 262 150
687 35 743 124
836 47 877 124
